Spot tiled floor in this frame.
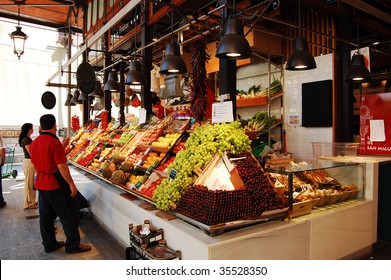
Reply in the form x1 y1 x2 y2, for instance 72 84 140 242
0 168 125 260
1 164 390 260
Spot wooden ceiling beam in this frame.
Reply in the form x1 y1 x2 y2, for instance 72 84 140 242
339 0 391 25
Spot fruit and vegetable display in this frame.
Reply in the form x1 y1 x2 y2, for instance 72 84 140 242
236 77 282 100
66 113 360 233
152 121 251 211
244 112 276 133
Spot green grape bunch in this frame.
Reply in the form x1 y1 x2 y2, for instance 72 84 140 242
153 121 251 211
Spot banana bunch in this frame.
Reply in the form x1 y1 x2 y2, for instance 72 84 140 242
244 112 276 133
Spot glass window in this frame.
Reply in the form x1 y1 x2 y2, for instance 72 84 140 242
92 0 97 26
99 0 104 19
87 1 92 31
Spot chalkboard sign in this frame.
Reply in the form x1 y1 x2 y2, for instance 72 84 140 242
302 80 332 127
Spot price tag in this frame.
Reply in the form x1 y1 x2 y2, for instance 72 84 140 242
212 101 234 123
300 184 312 192
169 169 178 181
138 108 147 124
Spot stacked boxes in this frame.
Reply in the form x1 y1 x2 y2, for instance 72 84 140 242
127 220 181 260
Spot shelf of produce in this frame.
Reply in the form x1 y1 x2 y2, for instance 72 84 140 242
69 161 157 205
236 96 267 107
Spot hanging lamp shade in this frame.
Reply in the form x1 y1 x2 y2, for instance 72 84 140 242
64 93 75 106
92 80 103 98
70 89 83 104
159 42 187 74
78 90 88 102
10 26 27 60
286 37 317 70
215 17 251 60
345 53 371 82
104 71 120 92
126 61 147 85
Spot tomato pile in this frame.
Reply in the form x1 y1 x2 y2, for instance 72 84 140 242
140 179 162 199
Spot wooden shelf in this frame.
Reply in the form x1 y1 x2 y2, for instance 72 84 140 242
236 96 268 107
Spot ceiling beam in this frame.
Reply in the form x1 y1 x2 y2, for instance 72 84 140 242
46 0 141 86
339 0 391 25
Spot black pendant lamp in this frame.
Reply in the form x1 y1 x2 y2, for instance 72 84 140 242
104 70 120 92
345 14 371 82
9 4 27 60
215 17 252 60
78 90 88 102
126 61 147 85
70 89 83 104
345 52 371 82
286 37 317 70
91 80 104 98
159 42 187 74
64 92 75 106
159 10 187 74
286 0 316 71
126 17 148 84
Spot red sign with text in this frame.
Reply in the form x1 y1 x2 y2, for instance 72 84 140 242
360 92 391 155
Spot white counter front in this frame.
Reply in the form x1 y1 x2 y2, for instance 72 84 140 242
70 155 384 259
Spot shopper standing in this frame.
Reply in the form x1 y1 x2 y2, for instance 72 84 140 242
0 134 6 208
30 114 91 253
19 123 38 209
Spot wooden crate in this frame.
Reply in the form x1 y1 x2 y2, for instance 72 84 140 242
292 200 312 217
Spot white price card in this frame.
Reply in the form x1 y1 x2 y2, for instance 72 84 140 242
212 101 234 123
369 119 385 142
138 108 147 124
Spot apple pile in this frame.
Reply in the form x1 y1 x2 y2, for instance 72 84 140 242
138 129 163 145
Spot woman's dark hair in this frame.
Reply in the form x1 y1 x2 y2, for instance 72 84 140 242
18 123 33 146
40 114 56 130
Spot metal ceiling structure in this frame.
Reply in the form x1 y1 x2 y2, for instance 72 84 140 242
0 0 390 74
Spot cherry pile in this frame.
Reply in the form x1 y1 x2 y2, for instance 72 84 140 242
233 152 289 212
176 151 288 225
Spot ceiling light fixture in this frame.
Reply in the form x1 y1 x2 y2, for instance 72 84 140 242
126 16 147 85
215 0 251 60
286 0 316 70
9 2 28 60
345 13 371 82
104 69 120 92
64 92 75 106
160 10 187 74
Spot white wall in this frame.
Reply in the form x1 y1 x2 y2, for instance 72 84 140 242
284 54 333 162
0 19 83 130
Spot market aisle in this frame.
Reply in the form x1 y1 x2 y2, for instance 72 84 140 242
0 166 125 260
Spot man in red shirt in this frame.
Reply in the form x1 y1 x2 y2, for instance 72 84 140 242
30 114 91 254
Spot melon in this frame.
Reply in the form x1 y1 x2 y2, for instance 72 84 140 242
111 153 125 164
111 170 126 185
101 162 117 179
120 161 134 173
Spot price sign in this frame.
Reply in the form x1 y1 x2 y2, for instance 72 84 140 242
169 169 178 181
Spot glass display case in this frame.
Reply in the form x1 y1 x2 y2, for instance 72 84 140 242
266 161 365 217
